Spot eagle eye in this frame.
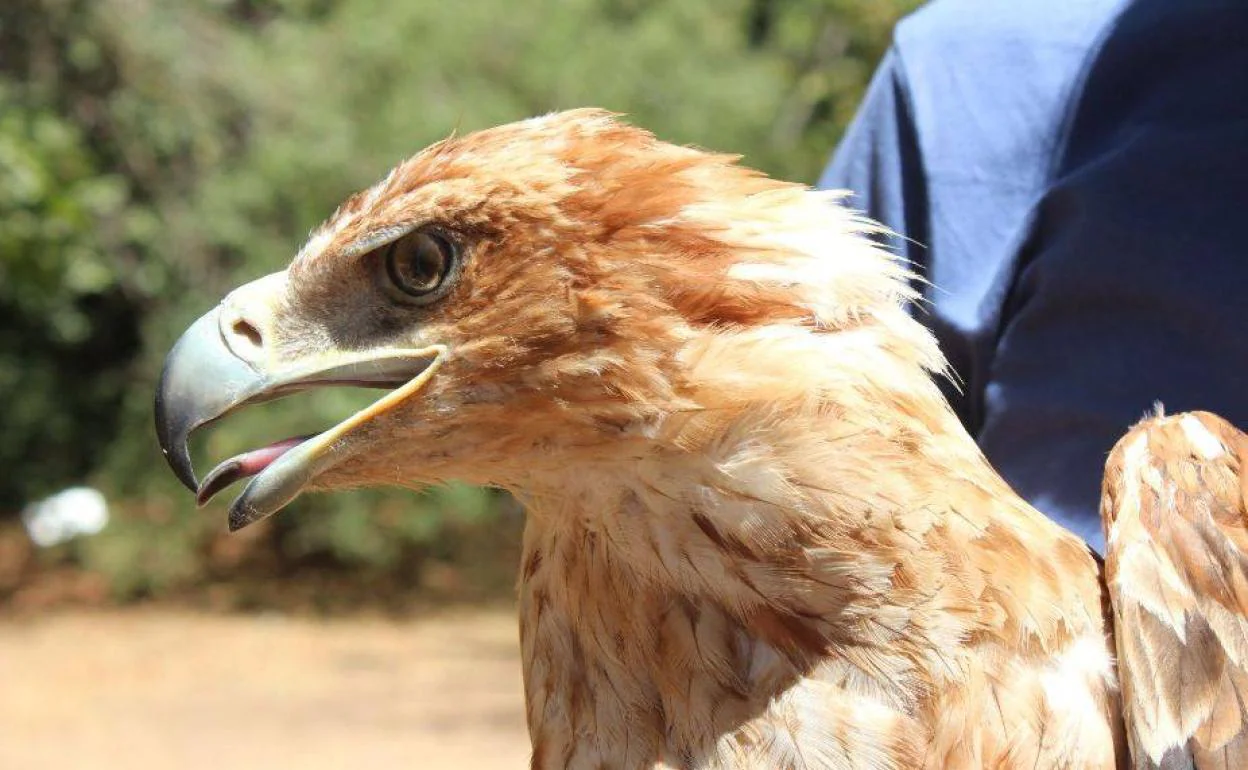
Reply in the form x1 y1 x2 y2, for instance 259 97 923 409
381 229 457 304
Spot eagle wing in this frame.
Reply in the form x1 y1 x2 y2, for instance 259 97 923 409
1102 410 1248 769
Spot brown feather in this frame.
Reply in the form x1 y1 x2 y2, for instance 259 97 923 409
262 111 1159 767
1103 411 1248 770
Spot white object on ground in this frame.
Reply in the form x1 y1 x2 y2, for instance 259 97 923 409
21 486 109 547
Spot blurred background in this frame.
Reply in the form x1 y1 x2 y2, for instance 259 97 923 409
0 0 916 766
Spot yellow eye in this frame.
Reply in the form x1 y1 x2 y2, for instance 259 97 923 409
383 230 455 300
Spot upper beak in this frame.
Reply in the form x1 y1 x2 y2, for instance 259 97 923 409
154 273 444 529
155 307 268 493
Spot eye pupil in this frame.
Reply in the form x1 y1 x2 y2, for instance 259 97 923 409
384 231 454 300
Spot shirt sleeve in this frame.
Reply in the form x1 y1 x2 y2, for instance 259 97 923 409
973 0 1248 550
818 48 929 278
817 0 1248 552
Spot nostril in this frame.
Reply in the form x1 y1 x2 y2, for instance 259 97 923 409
231 319 263 352
219 297 274 364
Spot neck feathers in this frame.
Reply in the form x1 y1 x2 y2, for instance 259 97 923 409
516 388 1114 767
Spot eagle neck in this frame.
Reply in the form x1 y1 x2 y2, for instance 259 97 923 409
510 411 1094 767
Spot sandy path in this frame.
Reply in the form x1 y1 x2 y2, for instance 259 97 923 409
0 609 529 769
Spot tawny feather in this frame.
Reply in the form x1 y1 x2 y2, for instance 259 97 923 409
1103 410 1248 770
232 111 1245 768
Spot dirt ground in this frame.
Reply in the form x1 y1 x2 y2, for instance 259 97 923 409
0 608 530 769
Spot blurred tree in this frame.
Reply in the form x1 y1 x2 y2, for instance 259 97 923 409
0 0 918 597
0 1 152 509
745 0 920 177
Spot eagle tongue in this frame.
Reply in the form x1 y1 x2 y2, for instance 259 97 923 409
196 436 313 507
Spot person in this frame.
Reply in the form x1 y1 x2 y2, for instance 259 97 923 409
819 0 1248 551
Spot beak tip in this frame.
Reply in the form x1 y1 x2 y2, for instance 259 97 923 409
228 500 263 532
155 359 199 492
155 408 198 492
164 447 199 493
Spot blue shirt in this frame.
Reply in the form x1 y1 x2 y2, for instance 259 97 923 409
819 0 1248 550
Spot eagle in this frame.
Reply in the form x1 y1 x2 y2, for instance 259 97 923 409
154 110 1248 769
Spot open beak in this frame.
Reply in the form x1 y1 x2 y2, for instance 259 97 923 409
154 274 443 531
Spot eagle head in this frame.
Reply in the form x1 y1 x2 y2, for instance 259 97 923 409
155 109 937 530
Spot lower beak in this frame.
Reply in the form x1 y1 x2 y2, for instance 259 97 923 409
154 304 443 530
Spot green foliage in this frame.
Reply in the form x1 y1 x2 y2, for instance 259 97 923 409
0 0 918 602
0 18 150 507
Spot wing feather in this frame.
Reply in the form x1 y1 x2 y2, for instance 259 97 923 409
1102 411 1248 770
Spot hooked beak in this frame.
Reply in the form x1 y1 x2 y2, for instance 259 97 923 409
154 274 443 531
